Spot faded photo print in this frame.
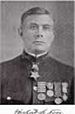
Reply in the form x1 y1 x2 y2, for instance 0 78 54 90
0 1 74 104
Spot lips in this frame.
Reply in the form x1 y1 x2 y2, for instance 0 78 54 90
33 41 45 44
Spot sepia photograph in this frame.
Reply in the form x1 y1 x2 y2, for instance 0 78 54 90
0 0 74 105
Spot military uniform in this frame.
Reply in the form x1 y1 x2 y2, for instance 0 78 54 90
0 51 74 104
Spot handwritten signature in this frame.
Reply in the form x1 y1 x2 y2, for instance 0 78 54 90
14 109 63 114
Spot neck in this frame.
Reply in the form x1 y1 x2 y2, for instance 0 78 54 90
25 49 48 58
22 50 49 63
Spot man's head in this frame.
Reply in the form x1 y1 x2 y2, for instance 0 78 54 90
19 7 54 55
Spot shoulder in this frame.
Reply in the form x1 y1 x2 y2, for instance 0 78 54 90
45 56 74 81
0 55 22 67
0 55 22 79
46 56 74 72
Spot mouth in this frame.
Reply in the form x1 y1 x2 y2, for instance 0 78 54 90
33 41 45 45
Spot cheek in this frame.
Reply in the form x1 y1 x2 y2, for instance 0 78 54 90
23 31 34 42
44 32 54 42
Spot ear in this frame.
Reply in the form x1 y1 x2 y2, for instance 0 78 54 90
18 27 23 36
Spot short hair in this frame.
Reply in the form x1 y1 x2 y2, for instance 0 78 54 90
21 7 50 25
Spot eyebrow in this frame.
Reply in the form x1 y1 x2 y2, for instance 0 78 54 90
29 23 53 26
29 23 38 26
43 24 52 26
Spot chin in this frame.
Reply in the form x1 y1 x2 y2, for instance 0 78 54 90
35 45 46 50
31 47 48 54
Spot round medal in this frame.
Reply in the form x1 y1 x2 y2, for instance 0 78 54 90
37 93 46 101
47 90 54 97
55 97 63 104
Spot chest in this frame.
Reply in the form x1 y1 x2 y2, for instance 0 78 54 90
1 60 73 104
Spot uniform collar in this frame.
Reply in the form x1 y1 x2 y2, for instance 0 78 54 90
25 51 48 58
21 50 49 63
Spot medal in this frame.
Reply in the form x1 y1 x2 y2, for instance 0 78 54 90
62 87 68 93
62 94 68 101
37 93 46 101
55 97 63 104
30 71 40 80
32 63 39 72
46 82 53 89
62 82 68 87
30 63 40 80
47 90 54 97
62 82 68 93
38 82 46 92
54 82 61 97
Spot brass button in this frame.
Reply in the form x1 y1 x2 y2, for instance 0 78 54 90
33 86 37 91
7 96 11 100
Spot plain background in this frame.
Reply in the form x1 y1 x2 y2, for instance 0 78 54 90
0 1 74 66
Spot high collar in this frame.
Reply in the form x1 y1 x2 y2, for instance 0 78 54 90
21 50 49 63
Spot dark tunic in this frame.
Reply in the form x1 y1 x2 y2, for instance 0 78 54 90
0 52 74 104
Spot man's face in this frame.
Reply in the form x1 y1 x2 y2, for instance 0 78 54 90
21 14 54 54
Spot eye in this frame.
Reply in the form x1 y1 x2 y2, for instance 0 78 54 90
29 24 38 30
43 25 53 31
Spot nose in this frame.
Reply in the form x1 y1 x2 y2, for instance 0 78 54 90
36 26 43 38
36 34 43 38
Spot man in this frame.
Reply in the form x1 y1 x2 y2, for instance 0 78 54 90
0 7 74 104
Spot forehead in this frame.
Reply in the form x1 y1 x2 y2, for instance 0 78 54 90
23 14 54 25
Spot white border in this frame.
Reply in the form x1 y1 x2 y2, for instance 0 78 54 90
0 105 75 114
0 0 75 114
